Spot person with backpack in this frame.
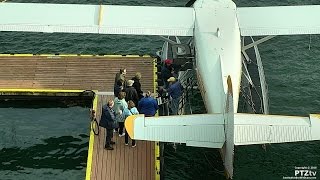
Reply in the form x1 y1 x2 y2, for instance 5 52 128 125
113 91 128 137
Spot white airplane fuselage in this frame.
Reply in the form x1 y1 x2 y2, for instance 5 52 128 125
193 0 242 113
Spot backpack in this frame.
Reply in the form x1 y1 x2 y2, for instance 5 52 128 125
114 100 125 122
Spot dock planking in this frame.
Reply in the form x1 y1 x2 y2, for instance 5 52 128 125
92 95 155 180
0 55 157 180
0 55 155 92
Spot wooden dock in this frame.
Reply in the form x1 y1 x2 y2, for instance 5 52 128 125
0 55 155 91
90 94 156 180
0 54 159 180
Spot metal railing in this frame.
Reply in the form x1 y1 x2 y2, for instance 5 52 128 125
177 69 198 115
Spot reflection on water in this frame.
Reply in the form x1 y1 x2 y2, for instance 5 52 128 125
163 144 225 180
0 135 88 171
0 100 90 180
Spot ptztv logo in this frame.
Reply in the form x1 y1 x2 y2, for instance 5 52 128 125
294 166 317 179
295 170 317 177
283 166 317 179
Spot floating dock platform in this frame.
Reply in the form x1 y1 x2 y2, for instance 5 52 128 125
0 54 160 180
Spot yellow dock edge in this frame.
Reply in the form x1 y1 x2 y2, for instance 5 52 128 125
155 142 161 180
153 59 161 180
85 93 98 180
0 88 97 180
0 89 84 93
0 53 151 58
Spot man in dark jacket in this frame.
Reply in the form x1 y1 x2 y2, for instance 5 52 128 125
161 59 173 89
132 72 143 100
99 100 116 150
114 79 124 98
138 91 159 117
124 80 139 107
114 68 126 88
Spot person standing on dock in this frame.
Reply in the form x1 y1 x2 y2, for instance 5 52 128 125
138 91 159 117
114 68 127 89
124 80 139 107
132 72 144 100
167 77 183 115
123 100 139 147
161 59 173 89
113 92 128 137
99 99 117 150
114 79 124 98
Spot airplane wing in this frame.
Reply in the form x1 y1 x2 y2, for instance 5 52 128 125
234 113 320 145
124 104 320 148
125 114 225 148
237 5 320 36
0 3 194 36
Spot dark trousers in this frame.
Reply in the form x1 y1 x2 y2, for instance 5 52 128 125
105 128 113 147
118 122 124 135
125 128 136 146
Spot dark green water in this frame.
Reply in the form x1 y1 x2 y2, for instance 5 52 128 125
1 0 320 179
0 100 90 180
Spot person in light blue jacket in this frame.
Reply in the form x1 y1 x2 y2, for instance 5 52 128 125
123 100 139 147
113 91 128 137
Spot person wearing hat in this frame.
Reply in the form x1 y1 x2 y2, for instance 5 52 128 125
161 59 174 89
167 77 183 115
124 79 139 107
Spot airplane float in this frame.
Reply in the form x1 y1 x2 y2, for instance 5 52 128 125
1 0 320 178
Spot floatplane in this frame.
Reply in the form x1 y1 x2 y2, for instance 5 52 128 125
1 0 320 178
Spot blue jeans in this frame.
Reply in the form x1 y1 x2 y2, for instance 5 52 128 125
170 97 180 115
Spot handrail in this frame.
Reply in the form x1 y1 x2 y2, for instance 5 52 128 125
177 69 198 115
